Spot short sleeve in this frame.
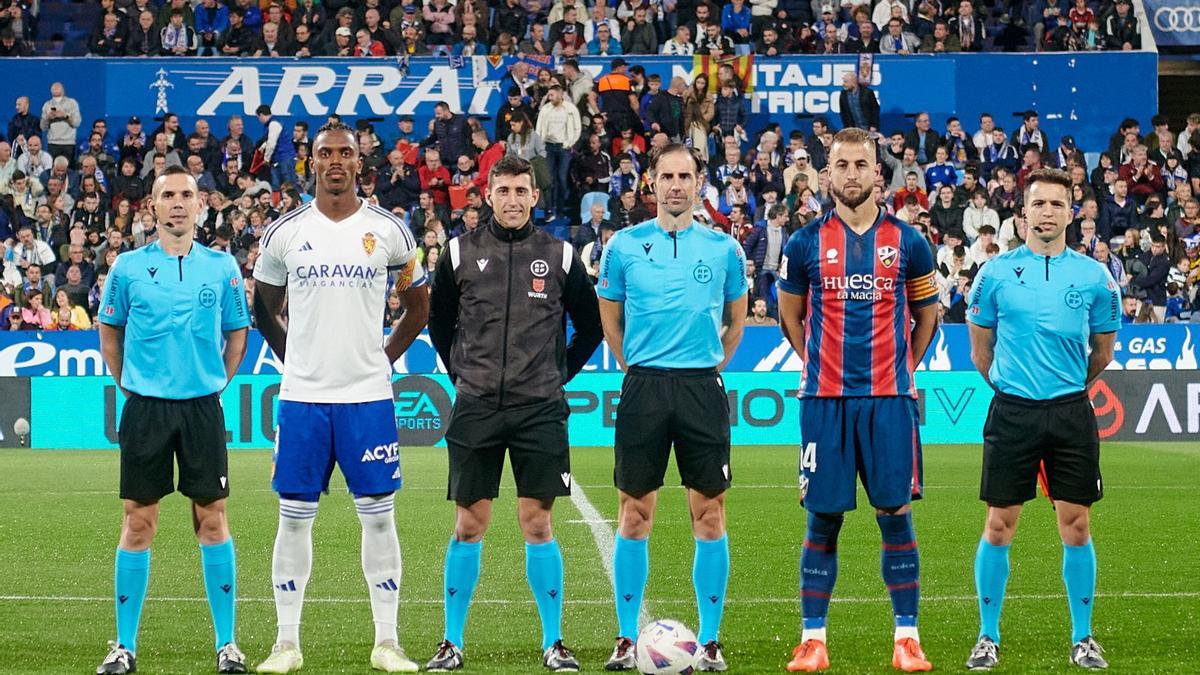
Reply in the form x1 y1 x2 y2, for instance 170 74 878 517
221 257 251 331
904 226 939 308
776 229 810 296
385 218 427 289
966 259 999 328
596 233 626 301
723 239 748 302
253 229 288 286
97 254 130 326
1089 265 1121 333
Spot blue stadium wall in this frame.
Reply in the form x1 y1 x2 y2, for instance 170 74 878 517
0 53 1156 154
2 325 1197 449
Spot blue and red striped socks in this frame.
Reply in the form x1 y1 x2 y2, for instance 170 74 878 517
800 511 843 643
878 512 920 640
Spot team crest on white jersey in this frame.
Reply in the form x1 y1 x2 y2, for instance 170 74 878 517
362 232 377 256
877 246 898 268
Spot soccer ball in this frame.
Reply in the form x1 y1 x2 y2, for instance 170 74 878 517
635 619 701 674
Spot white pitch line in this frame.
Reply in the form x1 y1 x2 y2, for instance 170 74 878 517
2 591 1196 605
568 482 652 628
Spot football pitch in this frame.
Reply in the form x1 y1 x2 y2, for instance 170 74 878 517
0 443 1196 674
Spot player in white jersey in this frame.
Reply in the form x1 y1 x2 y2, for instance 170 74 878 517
251 122 430 674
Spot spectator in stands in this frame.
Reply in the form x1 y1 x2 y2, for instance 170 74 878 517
618 6 655 54
418 148 453 208
423 0 457 47
352 27 386 56
963 190 1000 242
221 8 263 56
0 28 31 57
697 22 735 56
159 9 198 56
907 112 942 166
1132 234 1170 321
193 0 229 56
89 12 128 57
880 17 920 54
924 144 956 193
1016 110 1050 155
949 0 984 52
139 133 181 178
846 20 880 53
931 186 964 235
8 96 39 153
921 20 961 53
55 263 92 311
721 0 753 46
662 25 695 54
0 141 14 196
1104 0 1140 51
893 171 929 212
126 9 162 56
422 102 471 175
588 22 622 55
16 289 50 330
7 170 43 221
1119 145 1165 204
1100 177 1138 241
40 83 82 166
575 201 611 252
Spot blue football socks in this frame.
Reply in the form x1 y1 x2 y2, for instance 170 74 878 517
800 512 843 632
443 538 482 649
975 538 1011 643
613 535 649 640
525 540 564 651
1062 540 1097 643
878 512 920 628
114 548 151 653
692 535 729 645
200 539 237 651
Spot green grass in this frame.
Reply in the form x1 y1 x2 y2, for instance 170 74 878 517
0 443 1196 674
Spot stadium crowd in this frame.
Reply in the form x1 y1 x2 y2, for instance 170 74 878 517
0 0 1146 56
0 1 1193 334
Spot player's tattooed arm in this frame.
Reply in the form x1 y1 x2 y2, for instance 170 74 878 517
253 281 289 364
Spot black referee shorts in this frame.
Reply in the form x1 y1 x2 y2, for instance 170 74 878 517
443 395 572 504
119 393 230 503
614 366 731 495
981 390 1102 507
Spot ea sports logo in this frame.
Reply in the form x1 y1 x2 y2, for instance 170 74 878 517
392 376 452 445
530 259 550 277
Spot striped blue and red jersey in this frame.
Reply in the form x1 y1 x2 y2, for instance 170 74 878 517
777 210 938 398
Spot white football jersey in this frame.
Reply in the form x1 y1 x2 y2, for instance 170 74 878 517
253 200 424 403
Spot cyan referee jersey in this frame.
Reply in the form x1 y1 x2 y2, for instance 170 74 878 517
596 219 748 369
99 242 250 399
967 245 1121 400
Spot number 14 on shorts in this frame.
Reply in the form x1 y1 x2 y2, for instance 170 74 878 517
799 442 816 501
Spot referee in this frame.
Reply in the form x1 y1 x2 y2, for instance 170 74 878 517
596 143 748 672
964 168 1119 671
426 155 603 672
96 166 250 675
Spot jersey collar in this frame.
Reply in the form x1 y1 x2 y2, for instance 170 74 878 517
488 218 534 242
651 218 697 237
145 239 197 259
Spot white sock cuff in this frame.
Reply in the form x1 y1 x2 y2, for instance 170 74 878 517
279 499 319 521
354 494 395 516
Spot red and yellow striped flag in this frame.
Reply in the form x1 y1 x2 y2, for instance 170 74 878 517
692 54 755 93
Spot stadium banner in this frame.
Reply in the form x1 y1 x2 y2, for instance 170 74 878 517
29 371 987 449
1088 371 1200 441
0 377 31 448
1141 0 1200 49
0 53 1153 160
2 325 1198 377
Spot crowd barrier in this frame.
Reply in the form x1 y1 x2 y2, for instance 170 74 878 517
0 53 1155 158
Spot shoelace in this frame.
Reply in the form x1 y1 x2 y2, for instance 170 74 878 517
614 638 633 656
1080 639 1105 659
705 642 723 659
221 644 245 661
435 642 456 660
972 642 997 659
103 642 128 665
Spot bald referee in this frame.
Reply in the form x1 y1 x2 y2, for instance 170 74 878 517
97 166 250 675
597 143 747 672
964 168 1119 671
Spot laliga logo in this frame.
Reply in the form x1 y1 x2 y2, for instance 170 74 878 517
1154 6 1200 32
1088 379 1125 439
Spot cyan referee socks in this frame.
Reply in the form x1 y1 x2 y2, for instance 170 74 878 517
613 535 649 640
115 547 151 653
200 538 237 651
975 538 1011 643
1063 540 1097 643
443 538 482 649
693 535 729 645
525 540 564 651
